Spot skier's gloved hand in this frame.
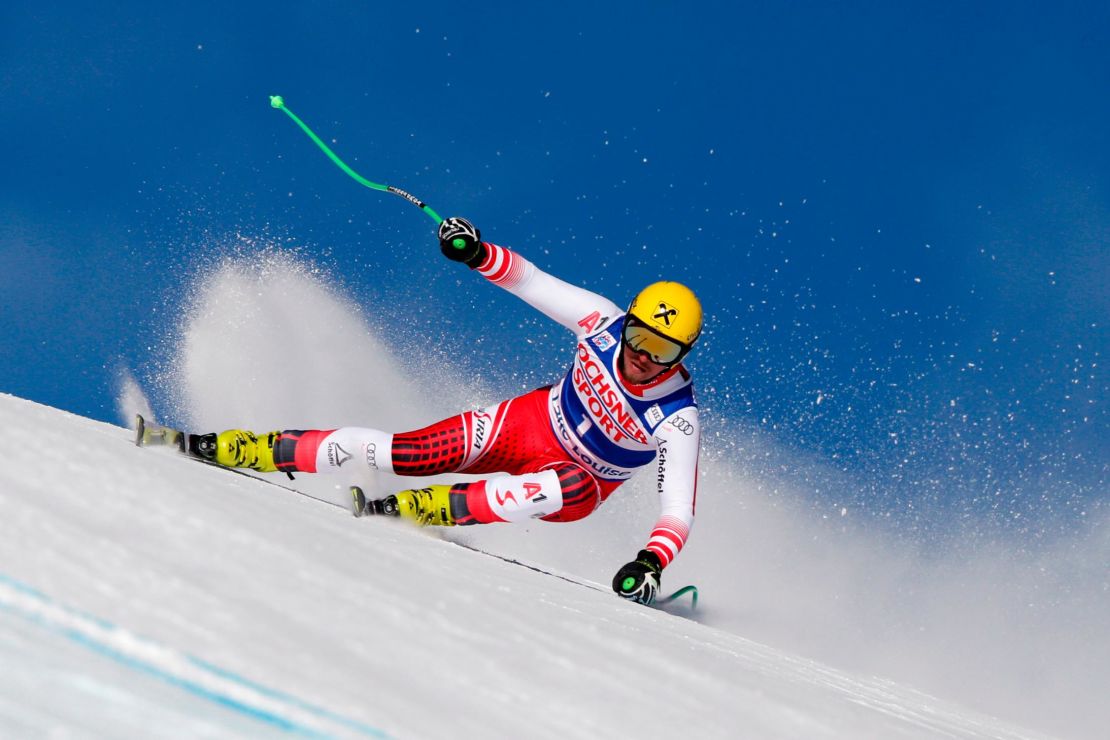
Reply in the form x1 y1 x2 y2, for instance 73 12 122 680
438 217 486 268
612 549 662 605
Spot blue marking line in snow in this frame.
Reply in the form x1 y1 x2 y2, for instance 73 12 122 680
0 572 390 739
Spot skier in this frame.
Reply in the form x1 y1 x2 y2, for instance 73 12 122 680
199 218 702 605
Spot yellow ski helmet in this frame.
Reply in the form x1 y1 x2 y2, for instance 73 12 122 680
624 281 703 365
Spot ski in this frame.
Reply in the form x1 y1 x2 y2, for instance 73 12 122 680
134 415 362 515
134 413 185 452
452 536 700 613
134 438 700 613
351 485 367 517
357 486 700 614
349 485 399 518
134 414 216 463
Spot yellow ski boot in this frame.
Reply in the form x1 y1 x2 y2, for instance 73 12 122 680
205 430 280 472
368 485 456 526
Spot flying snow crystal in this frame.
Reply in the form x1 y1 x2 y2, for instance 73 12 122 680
115 370 154 427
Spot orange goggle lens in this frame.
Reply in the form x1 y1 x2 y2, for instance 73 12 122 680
623 322 686 365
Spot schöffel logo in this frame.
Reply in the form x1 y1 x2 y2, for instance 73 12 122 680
655 437 668 494
329 442 352 467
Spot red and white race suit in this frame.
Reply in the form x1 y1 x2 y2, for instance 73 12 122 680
277 243 699 568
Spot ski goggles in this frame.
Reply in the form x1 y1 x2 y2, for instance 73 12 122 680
622 316 691 366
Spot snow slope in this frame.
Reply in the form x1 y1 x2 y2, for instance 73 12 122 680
0 393 1049 739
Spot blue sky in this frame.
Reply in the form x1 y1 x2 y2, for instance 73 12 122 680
1 2 1106 538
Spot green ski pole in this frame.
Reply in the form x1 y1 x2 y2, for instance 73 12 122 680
657 585 699 609
269 95 446 227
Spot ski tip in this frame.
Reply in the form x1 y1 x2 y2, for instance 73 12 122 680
134 414 146 447
350 486 367 518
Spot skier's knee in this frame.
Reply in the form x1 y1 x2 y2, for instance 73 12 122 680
540 464 601 523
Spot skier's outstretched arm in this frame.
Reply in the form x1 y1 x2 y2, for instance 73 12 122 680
438 216 621 335
612 407 700 605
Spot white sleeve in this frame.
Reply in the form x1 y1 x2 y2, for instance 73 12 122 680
474 243 621 336
644 407 699 568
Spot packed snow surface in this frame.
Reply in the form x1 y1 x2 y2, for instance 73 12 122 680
0 393 1049 739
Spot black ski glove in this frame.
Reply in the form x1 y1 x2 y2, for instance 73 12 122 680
438 216 486 268
612 549 662 605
